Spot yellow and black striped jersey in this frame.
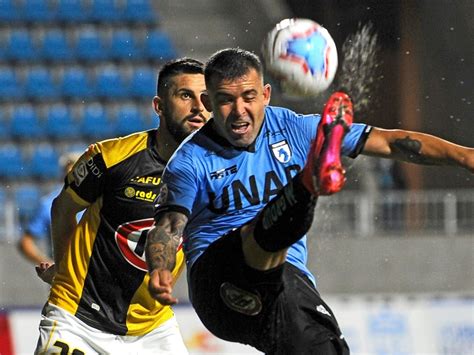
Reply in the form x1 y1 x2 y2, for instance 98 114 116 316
48 129 184 336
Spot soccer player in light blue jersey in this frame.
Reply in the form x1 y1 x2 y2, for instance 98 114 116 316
146 48 474 354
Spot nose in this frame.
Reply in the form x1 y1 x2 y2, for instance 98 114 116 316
232 98 246 117
191 97 205 113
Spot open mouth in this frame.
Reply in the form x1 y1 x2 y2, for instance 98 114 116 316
231 122 250 135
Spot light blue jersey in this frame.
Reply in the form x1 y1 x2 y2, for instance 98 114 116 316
157 105 371 285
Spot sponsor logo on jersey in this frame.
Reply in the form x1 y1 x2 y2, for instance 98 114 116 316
210 165 238 180
115 218 183 271
220 282 262 316
316 304 331 317
271 140 292 163
73 157 103 186
123 186 157 202
130 176 161 185
208 164 301 213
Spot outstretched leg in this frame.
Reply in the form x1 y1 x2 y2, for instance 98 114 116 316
244 92 354 269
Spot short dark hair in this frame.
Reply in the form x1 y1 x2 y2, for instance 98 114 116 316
157 58 205 96
204 48 263 88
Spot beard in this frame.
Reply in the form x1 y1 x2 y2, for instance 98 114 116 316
163 110 194 144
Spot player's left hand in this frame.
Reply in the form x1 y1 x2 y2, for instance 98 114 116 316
35 262 56 285
148 269 178 305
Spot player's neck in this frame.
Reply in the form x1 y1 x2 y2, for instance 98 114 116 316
155 128 179 162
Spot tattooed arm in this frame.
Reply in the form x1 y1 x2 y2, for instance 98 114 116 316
362 128 474 173
146 211 188 305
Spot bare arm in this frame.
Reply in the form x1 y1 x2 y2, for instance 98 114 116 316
362 127 474 173
18 233 53 265
146 211 188 305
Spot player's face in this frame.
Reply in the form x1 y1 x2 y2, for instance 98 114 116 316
204 69 271 148
154 73 210 142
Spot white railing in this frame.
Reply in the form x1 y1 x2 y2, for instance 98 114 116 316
0 189 473 242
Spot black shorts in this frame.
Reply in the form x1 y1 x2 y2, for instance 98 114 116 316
190 229 349 355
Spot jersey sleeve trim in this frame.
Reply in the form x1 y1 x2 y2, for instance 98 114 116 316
64 186 91 207
348 125 373 158
154 205 191 222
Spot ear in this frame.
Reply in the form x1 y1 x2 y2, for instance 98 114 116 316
152 96 163 115
263 84 272 106
201 92 213 112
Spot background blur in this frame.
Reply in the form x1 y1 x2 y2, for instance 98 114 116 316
0 0 472 354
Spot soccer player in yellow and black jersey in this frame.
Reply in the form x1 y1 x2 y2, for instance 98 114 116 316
34 58 210 354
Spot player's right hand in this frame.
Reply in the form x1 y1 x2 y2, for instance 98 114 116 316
148 269 178 305
35 262 56 285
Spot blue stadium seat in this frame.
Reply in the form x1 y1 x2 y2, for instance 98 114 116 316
55 0 88 22
45 103 81 139
30 143 61 179
95 67 128 99
5 29 36 62
122 0 156 23
0 144 29 179
60 66 95 99
143 30 177 61
0 67 23 100
76 28 108 62
22 0 54 22
109 29 141 61
24 67 59 99
115 104 148 136
10 104 45 139
40 29 73 62
80 103 115 139
14 184 42 223
0 0 20 22
90 0 123 22
129 66 155 98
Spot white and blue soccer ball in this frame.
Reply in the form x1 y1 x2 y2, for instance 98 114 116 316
262 18 338 97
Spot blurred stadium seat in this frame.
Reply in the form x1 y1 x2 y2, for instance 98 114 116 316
95 66 128 99
5 29 36 62
75 27 108 62
14 184 42 223
22 0 54 23
24 67 59 99
55 0 88 23
109 29 141 61
45 103 81 139
123 0 156 24
40 29 74 62
143 30 177 61
10 104 45 140
30 143 61 179
0 144 29 179
0 67 23 100
90 0 123 23
60 66 95 99
80 103 115 139
0 0 20 22
129 66 156 98
115 104 148 136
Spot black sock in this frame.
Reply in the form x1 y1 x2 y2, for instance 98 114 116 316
253 174 317 252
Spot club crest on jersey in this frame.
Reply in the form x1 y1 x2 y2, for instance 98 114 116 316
220 282 262 316
115 218 183 271
271 140 292 163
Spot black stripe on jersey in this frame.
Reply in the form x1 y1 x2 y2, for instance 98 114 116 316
348 125 373 158
76 221 146 335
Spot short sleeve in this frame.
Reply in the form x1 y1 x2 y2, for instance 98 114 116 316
155 149 199 218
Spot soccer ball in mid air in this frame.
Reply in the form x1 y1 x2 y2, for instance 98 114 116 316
262 18 338 97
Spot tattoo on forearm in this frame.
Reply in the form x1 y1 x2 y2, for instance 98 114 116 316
391 136 435 165
145 213 187 272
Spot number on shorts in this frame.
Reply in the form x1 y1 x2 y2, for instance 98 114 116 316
53 340 85 355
